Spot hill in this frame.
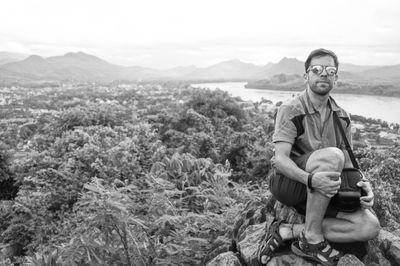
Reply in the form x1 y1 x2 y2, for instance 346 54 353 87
0 52 161 82
181 59 261 80
0 51 29 65
0 51 399 87
361 64 400 80
245 72 400 97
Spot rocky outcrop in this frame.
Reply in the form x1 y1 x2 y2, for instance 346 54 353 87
206 251 241 266
366 230 400 266
337 254 365 265
206 195 400 266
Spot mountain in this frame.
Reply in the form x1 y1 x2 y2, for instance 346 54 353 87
255 57 304 78
0 52 29 65
360 64 400 80
340 63 378 73
47 52 113 69
162 65 198 78
116 66 163 80
0 51 399 84
0 52 162 82
181 59 262 80
3 55 54 76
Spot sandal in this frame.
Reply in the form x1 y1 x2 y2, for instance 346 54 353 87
291 231 342 266
256 218 286 265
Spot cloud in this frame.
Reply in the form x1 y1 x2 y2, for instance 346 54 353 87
0 0 399 68
0 40 33 54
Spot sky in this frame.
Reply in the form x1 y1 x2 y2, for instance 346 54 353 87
0 0 399 69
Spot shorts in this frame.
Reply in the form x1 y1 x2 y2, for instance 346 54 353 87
269 152 339 218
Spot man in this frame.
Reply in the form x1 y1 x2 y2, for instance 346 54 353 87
257 48 380 266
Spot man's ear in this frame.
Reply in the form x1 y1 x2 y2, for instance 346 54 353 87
334 74 338 84
303 73 308 82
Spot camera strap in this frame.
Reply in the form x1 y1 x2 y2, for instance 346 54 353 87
332 111 360 169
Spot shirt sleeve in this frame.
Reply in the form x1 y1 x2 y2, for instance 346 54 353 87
272 105 297 144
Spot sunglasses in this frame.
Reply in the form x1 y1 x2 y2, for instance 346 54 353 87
307 65 337 76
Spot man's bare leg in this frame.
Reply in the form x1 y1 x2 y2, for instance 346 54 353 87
303 147 344 243
278 208 379 242
277 147 379 242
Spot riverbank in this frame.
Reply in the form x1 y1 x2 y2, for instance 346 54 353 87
245 76 400 97
192 82 400 124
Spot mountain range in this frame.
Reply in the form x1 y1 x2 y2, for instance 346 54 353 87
0 51 399 84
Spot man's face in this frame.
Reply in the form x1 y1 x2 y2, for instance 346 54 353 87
306 55 338 96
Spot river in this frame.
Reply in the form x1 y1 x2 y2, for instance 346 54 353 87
191 82 400 124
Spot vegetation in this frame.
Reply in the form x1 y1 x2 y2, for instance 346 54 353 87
245 74 400 97
0 83 399 265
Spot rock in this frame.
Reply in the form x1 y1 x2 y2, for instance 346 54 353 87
207 236 233 263
330 241 367 261
273 201 305 224
337 254 365 266
221 197 399 266
206 251 241 266
232 194 275 243
393 229 400 238
364 239 391 266
387 241 400 266
236 221 316 266
268 253 313 265
237 221 271 265
372 229 400 265
235 201 309 265
377 229 400 246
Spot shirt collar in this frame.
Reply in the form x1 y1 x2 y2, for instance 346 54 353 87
300 90 341 113
327 96 341 112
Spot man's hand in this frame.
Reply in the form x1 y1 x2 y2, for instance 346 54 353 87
311 171 341 198
357 181 374 209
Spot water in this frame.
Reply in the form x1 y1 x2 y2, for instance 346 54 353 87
191 82 400 124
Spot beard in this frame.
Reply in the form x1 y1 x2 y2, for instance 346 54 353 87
309 80 334 96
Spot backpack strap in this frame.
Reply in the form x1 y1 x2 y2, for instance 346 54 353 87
332 111 359 169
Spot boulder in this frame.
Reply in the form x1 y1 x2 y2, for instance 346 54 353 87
237 222 269 265
212 196 400 266
273 201 305 224
235 201 308 265
369 229 400 265
393 229 400 237
364 240 391 266
232 194 275 243
377 229 400 248
337 254 365 266
387 241 400 266
267 253 313 265
206 251 241 266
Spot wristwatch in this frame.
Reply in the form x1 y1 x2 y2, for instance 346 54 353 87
307 173 314 192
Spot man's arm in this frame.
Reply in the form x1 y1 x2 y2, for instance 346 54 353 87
274 141 308 184
274 141 341 198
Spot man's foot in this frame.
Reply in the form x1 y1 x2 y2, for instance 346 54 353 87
291 231 342 266
257 219 289 265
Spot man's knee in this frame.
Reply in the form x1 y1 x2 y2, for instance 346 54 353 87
306 147 345 172
352 210 380 241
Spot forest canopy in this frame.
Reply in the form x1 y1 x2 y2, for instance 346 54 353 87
0 83 399 265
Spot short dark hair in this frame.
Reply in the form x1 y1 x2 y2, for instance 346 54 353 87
305 48 339 72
